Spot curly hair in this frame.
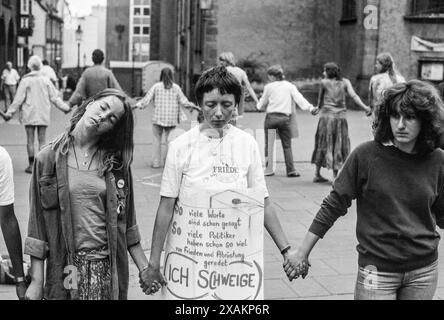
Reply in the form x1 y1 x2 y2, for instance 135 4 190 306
373 80 444 154
52 88 134 176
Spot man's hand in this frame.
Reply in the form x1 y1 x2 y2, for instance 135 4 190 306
311 107 320 116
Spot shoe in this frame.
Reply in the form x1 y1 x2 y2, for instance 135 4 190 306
287 171 301 178
313 175 329 183
264 171 275 177
25 166 32 174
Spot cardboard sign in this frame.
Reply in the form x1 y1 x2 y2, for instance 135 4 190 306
162 189 264 300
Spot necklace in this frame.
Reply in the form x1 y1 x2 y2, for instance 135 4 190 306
210 137 225 156
72 144 99 169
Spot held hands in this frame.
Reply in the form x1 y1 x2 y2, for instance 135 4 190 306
0 111 11 121
311 107 320 116
282 248 311 281
364 106 373 117
139 264 167 295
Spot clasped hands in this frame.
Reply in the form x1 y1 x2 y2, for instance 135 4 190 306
0 111 12 121
283 248 311 281
139 264 167 295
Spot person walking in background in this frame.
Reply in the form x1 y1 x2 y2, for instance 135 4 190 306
1 62 20 112
218 52 259 124
289 80 444 300
135 68 198 168
41 59 58 88
3 56 70 173
0 145 27 299
69 49 122 108
24 89 150 300
311 62 370 182
257 65 316 178
369 52 405 113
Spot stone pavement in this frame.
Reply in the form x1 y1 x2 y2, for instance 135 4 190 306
0 107 443 300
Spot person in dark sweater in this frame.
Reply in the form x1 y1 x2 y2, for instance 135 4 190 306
285 80 444 300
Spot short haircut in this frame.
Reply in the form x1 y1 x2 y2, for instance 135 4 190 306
324 62 342 80
195 66 242 105
373 80 444 154
92 49 105 64
42 59 49 65
267 65 284 81
218 52 236 66
27 55 42 71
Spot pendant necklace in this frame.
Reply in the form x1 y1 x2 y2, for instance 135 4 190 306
72 144 99 170
210 137 224 156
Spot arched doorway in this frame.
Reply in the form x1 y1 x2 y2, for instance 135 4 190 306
0 17 5 67
7 20 15 65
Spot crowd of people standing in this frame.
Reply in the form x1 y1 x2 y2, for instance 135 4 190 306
0 47 444 301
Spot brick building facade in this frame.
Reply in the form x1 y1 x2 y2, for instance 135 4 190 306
337 0 444 97
151 0 444 100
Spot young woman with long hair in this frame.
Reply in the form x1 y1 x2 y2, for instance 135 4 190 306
369 52 405 112
311 62 370 182
291 80 444 300
24 89 150 300
135 68 197 168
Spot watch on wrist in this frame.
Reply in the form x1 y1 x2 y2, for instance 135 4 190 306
15 276 26 284
280 245 291 256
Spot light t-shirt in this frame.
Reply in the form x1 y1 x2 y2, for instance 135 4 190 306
41 65 58 83
1 68 20 86
0 147 14 206
257 80 314 115
160 125 269 198
226 66 247 86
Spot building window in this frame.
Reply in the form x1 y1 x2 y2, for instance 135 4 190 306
342 0 357 20
21 0 30 14
21 17 29 29
143 27 149 35
418 59 444 82
412 0 444 15
134 7 141 16
134 26 141 34
143 7 150 16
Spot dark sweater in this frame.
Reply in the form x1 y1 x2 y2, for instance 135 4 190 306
309 141 444 272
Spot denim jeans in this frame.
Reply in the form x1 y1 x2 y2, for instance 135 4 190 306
354 260 438 300
264 113 295 174
152 124 175 166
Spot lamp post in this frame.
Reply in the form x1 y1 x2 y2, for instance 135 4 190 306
199 0 213 70
75 25 83 80
131 45 136 97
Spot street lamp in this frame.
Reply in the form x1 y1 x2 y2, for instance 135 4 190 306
75 25 83 79
132 45 137 97
199 0 213 69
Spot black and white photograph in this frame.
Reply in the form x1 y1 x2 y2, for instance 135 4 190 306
0 0 444 305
